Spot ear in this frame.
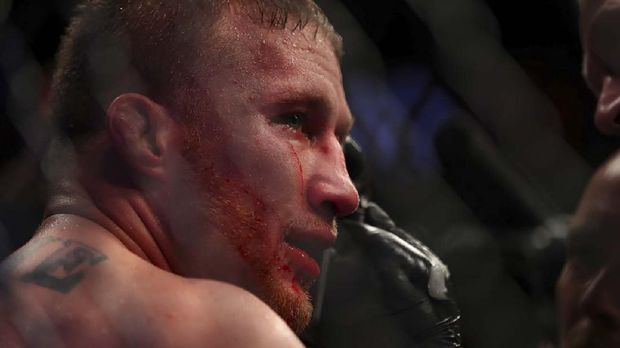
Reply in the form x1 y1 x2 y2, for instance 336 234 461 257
106 93 177 180
595 76 620 135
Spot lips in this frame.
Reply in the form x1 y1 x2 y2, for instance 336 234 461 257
281 222 336 290
282 242 321 289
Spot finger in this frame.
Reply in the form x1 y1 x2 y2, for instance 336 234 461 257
374 262 461 346
363 201 397 231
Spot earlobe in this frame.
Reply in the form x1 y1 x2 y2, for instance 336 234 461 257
107 93 174 179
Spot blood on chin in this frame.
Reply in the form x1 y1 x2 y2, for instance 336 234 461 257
262 270 314 334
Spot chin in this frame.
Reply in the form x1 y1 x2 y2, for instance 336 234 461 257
262 276 313 334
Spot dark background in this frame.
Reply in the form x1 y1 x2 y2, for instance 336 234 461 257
0 0 613 346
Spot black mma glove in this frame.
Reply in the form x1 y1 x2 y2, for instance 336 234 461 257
306 138 461 347
338 199 462 347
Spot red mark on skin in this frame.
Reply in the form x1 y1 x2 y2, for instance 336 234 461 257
237 245 250 259
240 186 266 212
277 264 302 294
220 176 269 263
288 144 304 199
319 144 329 154
291 277 303 294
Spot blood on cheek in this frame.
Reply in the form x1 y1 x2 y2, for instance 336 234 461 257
220 176 267 262
281 145 308 293
287 143 304 199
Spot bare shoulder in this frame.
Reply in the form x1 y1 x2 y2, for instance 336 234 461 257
0 235 105 345
0 219 302 347
174 280 304 348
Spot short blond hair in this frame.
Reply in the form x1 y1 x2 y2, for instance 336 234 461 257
50 0 342 143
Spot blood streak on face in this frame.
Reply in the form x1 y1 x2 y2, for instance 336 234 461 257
168 10 359 334
288 143 305 199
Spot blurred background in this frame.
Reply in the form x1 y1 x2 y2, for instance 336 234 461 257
0 0 615 346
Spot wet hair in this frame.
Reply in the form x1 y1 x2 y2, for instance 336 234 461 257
50 0 342 144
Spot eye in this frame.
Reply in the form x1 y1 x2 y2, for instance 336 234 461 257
272 113 305 131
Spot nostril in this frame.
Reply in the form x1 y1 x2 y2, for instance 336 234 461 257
335 189 359 217
319 188 358 218
321 202 336 217
596 76 620 135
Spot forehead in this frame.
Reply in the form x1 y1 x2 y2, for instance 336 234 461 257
207 9 341 77
187 10 351 127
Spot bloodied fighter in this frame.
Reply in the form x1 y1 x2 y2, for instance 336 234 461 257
0 1 360 346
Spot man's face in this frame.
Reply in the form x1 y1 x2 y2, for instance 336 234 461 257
166 12 358 333
557 154 620 347
580 0 620 134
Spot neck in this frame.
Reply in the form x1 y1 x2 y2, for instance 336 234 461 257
45 173 174 272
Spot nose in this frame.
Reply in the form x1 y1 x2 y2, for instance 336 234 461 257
580 267 620 329
595 75 620 135
307 138 359 218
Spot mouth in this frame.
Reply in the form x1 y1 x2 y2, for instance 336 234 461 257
280 221 336 290
282 242 321 290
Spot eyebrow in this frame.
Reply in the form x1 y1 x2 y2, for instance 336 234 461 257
262 87 349 117
268 93 326 109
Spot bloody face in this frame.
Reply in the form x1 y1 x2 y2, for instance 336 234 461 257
580 0 620 134
163 11 359 333
557 153 620 348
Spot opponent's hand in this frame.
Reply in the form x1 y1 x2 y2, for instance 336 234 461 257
338 199 462 347
307 138 461 347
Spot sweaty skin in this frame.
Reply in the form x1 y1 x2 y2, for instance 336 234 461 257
0 215 302 347
0 7 357 347
169 12 358 333
557 2 620 347
557 154 620 348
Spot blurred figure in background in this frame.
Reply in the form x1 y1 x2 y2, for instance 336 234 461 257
579 0 620 136
557 0 620 347
557 156 620 348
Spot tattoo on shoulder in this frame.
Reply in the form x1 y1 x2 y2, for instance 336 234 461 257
20 238 108 294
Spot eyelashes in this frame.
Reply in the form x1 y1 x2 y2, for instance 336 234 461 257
272 112 306 131
270 112 350 145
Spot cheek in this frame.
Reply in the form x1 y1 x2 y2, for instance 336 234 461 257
225 132 305 204
288 143 305 199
